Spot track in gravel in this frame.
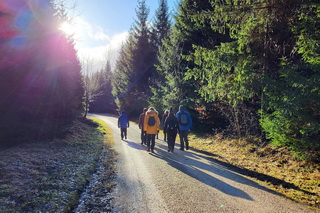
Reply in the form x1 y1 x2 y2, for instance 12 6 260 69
92 114 315 213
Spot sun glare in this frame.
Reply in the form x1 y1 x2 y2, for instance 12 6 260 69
59 21 75 35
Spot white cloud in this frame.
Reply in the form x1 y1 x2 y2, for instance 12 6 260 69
72 18 129 72
88 26 110 41
107 31 129 65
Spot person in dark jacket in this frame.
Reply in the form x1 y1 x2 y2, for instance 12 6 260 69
161 110 169 141
118 111 129 140
176 105 192 151
164 108 179 153
138 108 148 145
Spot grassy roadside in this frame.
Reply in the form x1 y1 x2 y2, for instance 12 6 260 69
74 117 116 212
187 133 320 210
0 117 115 212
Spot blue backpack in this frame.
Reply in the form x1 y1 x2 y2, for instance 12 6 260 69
179 112 189 126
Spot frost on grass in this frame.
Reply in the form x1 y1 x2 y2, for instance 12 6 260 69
0 119 115 213
74 146 115 213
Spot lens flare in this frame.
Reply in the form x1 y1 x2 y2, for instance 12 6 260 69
59 21 75 36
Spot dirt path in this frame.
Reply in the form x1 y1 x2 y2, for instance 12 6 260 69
93 114 316 213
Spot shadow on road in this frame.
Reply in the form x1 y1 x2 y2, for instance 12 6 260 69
153 142 316 198
122 139 147 151
92 113 316 207
187 146 317 197
150 146 255 200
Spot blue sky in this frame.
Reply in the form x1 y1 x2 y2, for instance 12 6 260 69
62 0 178 70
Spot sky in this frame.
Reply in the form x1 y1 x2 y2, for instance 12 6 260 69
62 0 178 71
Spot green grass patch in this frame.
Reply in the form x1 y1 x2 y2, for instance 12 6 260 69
0 117 114 213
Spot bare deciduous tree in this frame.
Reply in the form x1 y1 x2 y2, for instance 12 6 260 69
81 57 95 118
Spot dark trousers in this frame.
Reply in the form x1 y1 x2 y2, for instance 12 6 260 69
167 132 177 151
163 130 167 141
141 129 147 144
147 134 156 150
120 128 127 139
179 130 189 150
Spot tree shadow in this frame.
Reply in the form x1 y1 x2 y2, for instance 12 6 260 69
122 139 147 151
91 113 118 118
188 146 317 196
150 146 256 201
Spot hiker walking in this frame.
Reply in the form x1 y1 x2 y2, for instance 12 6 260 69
118 111 129 140
144 107 160 153
161 110 169 141
176 105 192 151
139 108 148 145
164 108 179 153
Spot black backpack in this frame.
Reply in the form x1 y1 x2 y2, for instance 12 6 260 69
148 116 156 126
179 112 189 126
166 122 177 133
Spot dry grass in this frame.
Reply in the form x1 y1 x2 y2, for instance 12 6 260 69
0 117 115 213
188 133 320 210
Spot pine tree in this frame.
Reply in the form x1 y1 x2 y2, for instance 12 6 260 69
149 0 172 112
175 0 320 158
113 0 155 116
153 0 171 47
259 1 320 160
0 0 83 146
154 0 218 116
112 36 137 114
89 60 116 113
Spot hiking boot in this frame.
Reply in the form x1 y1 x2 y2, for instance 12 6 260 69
151 149 155 153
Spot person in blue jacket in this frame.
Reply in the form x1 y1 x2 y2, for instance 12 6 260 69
176 105 192 151
118 111 129 140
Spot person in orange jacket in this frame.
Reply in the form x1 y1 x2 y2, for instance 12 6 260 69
144 107 160 153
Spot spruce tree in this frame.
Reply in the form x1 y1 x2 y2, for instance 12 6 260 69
113 0 155 116
177 0 320 158
149 0 172 112
154 0 219 117
89 60 116 113
153 0 171 47
259 1 320 160
0 1 83 146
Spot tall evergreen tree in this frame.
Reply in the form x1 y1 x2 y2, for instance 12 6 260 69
113 0 154 116
185 0 271 136
0 1 83 146
152 0 171 47
149 0 172 112
259 1 320 159
179 0 319 158
89 60 116 113
154 0 220 120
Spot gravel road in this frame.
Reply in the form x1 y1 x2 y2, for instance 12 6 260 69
92 114 316 213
